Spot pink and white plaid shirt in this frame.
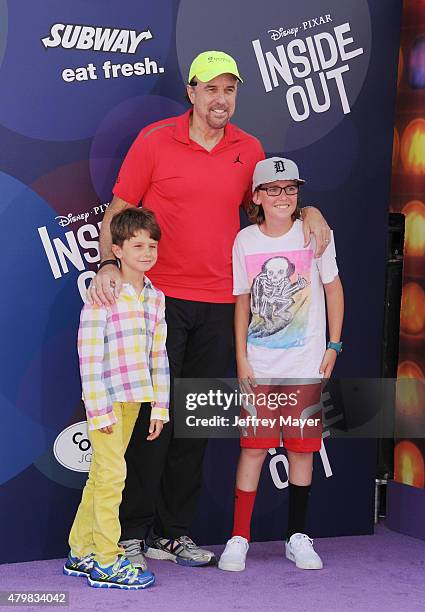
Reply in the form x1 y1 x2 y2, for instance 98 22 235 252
78 278 169 430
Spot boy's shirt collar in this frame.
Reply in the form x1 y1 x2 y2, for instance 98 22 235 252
121 275 153 297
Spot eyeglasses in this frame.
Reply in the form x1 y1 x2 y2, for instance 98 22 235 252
257 185 299 196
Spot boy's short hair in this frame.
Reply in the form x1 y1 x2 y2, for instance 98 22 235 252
247 193 302 225
110 207 161 246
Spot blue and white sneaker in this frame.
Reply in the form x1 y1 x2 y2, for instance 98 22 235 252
145 533 216 567
63 552 95 577
88 555 155 589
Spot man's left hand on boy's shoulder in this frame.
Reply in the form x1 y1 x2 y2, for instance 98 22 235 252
302 207 331 257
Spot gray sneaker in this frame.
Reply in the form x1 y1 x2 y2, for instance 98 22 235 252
145 534 216 567
118 539 148 572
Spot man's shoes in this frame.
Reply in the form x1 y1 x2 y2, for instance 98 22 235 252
63 552 95 577
285 533 323 570
88 555 155 589
118 539 148 571
218 536 249 572
145 532 216 567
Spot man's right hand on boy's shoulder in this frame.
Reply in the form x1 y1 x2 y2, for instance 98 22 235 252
87 264 123 307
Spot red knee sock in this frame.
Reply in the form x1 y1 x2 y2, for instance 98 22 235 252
231 488 257 541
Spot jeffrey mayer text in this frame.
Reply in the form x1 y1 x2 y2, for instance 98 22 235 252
235 415 321 428
185 415 321 428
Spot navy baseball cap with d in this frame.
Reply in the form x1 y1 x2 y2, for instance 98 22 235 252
252 157 305 193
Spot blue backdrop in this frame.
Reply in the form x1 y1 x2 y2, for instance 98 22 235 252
0 0 401 563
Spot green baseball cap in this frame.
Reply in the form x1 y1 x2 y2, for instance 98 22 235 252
188 51 243 84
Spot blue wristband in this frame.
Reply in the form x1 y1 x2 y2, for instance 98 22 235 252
327 341 343 354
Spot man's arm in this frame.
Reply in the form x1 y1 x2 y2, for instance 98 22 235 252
320 275 344 378
301 207 331 258
99 196 130 261
88 196 131 306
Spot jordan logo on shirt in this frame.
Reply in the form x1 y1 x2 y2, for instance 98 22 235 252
233 154 243 164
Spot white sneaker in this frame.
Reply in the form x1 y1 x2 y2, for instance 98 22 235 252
285 533 323 570
218 536 249 572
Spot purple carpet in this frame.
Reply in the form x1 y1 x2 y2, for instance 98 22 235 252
1 525 424 612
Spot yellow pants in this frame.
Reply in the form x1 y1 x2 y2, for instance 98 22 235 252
68 402 140 565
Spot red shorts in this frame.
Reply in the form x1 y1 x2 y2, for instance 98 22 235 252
239 382 322 452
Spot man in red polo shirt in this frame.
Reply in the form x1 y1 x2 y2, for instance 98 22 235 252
88 51 330 568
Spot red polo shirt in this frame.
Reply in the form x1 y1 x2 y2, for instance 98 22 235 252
112 110 264 302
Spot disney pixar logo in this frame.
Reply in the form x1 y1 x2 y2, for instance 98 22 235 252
41 23 153 54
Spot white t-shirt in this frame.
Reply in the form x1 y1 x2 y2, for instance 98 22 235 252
232 219 339 378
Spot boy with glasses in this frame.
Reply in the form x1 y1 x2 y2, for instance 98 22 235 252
219 157 344 572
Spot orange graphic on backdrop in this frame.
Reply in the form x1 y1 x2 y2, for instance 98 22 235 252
401 119 425 174
402 200 425 257
398 361 424 380
396 361 425 418
400 282 425 335
395 440 425 488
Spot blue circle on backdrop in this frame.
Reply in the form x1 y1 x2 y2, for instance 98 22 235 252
90 95 187 201
176 0 371 152
0 171 82 484
0 0 173 141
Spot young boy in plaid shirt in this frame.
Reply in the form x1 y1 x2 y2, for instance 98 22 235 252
64 208 169 590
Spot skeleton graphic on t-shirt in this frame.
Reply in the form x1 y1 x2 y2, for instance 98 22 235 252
250 256 308 338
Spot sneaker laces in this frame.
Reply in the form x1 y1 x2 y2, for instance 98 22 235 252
178 536 198 550
292 533 314 551
228 536 248 551
70 552 94 568
177 535 212 560
113 557 141 584
80 553 95 566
